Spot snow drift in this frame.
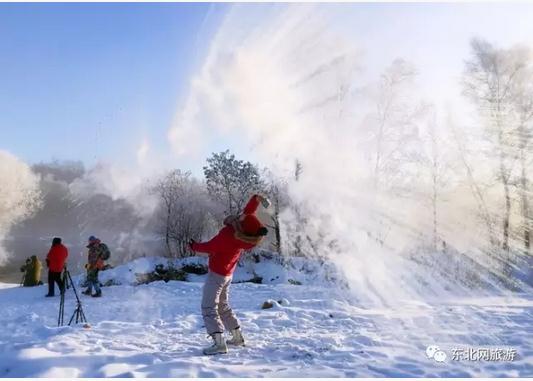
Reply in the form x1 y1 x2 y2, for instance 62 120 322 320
89 251 347 289
0 255 531 377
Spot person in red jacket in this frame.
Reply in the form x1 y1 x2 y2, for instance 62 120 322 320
190 194 270 355
45 237 68 297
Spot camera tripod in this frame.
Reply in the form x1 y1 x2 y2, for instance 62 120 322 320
58 268 88 327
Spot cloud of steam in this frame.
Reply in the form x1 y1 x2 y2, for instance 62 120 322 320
69 161 158 220
1 153 164 275
171 4 532 303
60 160 163 266
0 150 42 265
170 4 417 304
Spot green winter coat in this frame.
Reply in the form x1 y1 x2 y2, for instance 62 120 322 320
20 256 42 287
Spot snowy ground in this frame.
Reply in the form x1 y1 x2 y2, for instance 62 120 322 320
0 269 531 378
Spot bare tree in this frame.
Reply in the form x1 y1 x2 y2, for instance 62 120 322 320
418 110 453 250
509 63 533 253
262 170 291 254
449 116 498 247
278 160 307 257
462 38 531 252
428 118 440 250
371 59 428 192
363 59 429 247
152 170 212 257
152 171 179 256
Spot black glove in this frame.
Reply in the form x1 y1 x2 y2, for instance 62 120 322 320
257 227 268 236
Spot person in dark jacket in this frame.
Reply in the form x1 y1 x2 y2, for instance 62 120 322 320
190 194 270 355
45 237 68 297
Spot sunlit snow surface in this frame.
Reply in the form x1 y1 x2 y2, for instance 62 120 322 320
0 274 531 377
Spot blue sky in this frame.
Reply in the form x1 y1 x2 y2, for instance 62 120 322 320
0 3 227 167
2 2 533 175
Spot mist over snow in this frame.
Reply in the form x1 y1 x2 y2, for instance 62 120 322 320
170 4 533 304
169 5 417 303
1 155 165 277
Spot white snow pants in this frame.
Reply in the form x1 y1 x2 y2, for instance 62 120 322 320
201 271 240 335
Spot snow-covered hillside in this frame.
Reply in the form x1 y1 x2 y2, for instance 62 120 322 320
0 256 531 377
93 252 344 288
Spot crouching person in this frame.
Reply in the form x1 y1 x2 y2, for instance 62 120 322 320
20 255 43 287
189 194 270 355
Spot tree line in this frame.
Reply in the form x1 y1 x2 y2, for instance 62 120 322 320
151 150 291 258
359 38 532 279
153 38 532 271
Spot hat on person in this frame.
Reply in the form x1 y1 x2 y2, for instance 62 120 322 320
87 235 99 248
240 214 263 236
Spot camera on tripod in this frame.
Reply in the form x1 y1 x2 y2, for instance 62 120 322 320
58 265 89 327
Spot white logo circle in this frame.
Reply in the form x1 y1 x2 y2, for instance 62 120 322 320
426 345 440 359
434 350 447 362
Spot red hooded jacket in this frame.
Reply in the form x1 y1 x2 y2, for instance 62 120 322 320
46 243 69 272
191 195 264 276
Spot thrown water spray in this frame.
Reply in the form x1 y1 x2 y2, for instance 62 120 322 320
171 4 533 304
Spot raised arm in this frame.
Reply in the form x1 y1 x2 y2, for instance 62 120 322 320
242 194 270 215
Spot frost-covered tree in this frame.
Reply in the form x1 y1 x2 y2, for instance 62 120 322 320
0 151 42 265
152 170 213 258
362 59 429 247
370 59 428 194
418 109 454 250
462 38 532 252
448 115 498 248
262 170 291 254
203 150 265 215
508 59 533 253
